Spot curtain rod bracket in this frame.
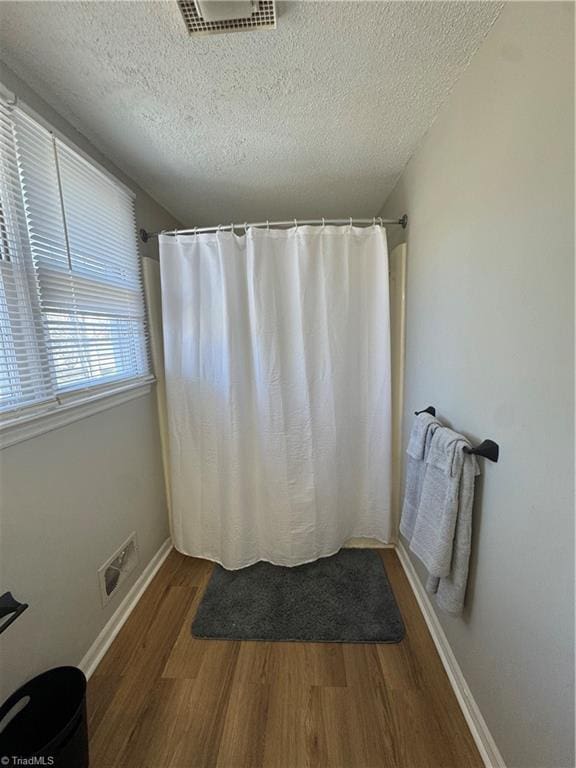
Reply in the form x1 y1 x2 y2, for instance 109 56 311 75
139 228 149 243
399 214 408 229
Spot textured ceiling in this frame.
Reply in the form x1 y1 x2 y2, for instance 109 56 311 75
0 1 501 226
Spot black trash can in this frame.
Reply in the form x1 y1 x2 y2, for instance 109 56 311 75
0 666 88 767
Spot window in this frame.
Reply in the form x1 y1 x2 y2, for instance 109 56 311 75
0 94 150 421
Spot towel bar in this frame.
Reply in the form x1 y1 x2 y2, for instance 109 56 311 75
414 407 499 463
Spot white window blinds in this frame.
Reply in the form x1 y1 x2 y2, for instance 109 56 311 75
0 99 52 412
0 96 149 417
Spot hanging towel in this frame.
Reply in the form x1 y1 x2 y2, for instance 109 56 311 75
409 427 479 614
427 446 478 614
399 412 442 541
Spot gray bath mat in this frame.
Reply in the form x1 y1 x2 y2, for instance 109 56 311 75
192 548 405 643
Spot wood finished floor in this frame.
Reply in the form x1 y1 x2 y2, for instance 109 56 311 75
88 549 483 768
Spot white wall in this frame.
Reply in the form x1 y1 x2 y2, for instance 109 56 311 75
0 63 180 699
381 4 574 767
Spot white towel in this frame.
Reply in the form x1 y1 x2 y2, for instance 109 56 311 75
409 426 479 615
400 413 442 541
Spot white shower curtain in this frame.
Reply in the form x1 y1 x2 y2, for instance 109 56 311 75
159 225 392 569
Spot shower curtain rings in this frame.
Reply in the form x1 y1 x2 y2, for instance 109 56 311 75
322 218 326 229
266 220 270 231
294 219 298 229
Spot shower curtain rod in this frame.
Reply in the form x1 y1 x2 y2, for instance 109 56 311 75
139 215 408 242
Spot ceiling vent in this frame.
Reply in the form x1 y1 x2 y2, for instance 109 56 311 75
178 0 276 35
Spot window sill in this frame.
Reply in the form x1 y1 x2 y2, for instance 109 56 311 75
0 377 155 450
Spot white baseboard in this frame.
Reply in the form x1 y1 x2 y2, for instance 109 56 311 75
79 537 172 679
396 542 506 768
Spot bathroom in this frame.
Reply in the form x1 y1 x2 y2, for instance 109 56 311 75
0 2 573 767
